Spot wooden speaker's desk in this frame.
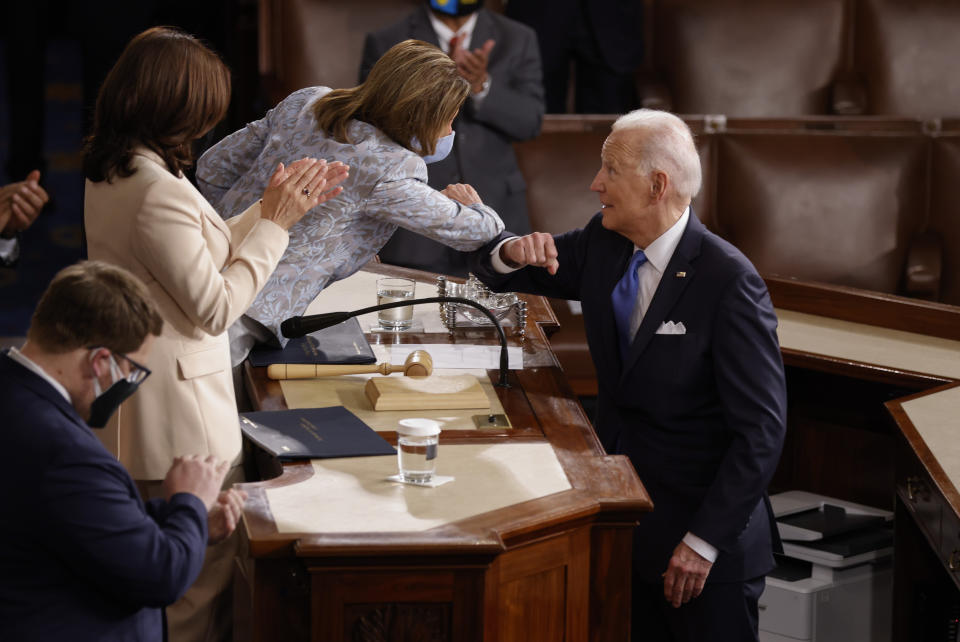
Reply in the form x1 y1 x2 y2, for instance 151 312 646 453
236 264 652 642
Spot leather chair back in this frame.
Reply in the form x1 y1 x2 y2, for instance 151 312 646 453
855 0 960 117
260 0 422 105
714 131 929 293
646 0 851 116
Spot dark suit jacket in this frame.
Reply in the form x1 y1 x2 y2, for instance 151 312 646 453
0 351 208 642
361 6 544 277
505 0 644 74
470 212 787 583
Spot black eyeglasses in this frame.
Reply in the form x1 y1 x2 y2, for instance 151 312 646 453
88 346 152 384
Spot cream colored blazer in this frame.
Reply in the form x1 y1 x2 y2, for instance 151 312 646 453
84 148 289 479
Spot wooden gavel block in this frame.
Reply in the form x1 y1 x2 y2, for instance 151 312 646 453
266 350 433 380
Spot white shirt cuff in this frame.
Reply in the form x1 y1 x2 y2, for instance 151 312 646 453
0 236 20 264
489 237 520 274
683 532 718 563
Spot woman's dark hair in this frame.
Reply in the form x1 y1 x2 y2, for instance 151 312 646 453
83 26 231 182
314 40 469 156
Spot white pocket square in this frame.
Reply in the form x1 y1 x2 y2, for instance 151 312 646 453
656 321 686 335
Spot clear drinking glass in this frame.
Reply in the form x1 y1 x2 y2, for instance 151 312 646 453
396 418 441 484
377 277 416 330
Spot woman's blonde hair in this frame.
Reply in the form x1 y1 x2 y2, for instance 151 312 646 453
313 40 469 156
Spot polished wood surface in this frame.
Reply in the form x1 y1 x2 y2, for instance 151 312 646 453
237 263 651 642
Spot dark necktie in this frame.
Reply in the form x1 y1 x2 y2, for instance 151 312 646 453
611 250 648 357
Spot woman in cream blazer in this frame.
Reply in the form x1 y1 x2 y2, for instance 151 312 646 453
82 27 346 642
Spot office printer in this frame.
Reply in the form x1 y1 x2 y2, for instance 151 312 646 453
759 491 893 642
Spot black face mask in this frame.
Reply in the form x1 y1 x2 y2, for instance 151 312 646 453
428 0 484 17
88 379 141 428
87 354 144 428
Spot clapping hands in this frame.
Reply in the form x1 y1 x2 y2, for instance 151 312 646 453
449 35 495 95
0 170 49 238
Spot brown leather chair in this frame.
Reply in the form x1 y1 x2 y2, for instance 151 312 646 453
641 0 857 116
714 131 939 296
259 0 422 105
929 135 960 304
854 0 960 118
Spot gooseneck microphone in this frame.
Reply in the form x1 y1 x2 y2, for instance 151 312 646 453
280 296 513 388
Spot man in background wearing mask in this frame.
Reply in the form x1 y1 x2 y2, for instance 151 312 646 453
0 260 246 642
361 0 545 277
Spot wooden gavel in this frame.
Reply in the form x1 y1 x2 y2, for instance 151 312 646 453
266 350 433 380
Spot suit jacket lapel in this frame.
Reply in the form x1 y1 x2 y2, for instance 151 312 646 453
410 6 442 48
470 9 498 54
133 147 232 239
619 214 705 379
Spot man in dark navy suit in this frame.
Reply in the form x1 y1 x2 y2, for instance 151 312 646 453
0 261 246 642
469 110 787 641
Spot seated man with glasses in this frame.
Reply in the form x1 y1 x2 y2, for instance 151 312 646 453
0 260 247 642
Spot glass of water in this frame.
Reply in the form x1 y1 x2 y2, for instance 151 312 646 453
396 418 441 484
377 277 416 330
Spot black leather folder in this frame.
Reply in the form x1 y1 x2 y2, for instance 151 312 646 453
239 406 396 460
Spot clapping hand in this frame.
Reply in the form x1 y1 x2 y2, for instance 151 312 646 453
449 34 495 95
0 170 49 238
260 158 349 231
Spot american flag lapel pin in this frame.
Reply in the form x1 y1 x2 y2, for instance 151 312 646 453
675 271 687 278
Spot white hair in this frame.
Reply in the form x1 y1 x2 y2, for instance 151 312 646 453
611 109 702 201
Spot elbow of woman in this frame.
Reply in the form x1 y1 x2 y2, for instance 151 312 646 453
192 301 234 337
196 313 232 337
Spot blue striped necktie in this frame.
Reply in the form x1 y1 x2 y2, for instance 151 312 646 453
611 250 648 357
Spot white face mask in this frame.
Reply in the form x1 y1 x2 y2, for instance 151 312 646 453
414 131 456 164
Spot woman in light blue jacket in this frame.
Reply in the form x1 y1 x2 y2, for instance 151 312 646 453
197 39 505 362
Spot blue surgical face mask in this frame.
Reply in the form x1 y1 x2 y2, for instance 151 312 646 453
414 131 456 164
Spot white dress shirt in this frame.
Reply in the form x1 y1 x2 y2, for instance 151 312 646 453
627 207 689 338
0 236 19 265
7 346 71 404
426 11 492 103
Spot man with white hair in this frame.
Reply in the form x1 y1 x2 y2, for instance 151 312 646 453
469 109 787 641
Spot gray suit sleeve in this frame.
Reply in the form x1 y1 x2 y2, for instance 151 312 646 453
467 25 545 142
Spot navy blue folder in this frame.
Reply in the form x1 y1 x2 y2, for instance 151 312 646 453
240 406 396 460
247 318 376 367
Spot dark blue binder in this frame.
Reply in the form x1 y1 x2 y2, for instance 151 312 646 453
239 406 396 460
247 318 375 367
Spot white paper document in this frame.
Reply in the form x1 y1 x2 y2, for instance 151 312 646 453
388 344 524 370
